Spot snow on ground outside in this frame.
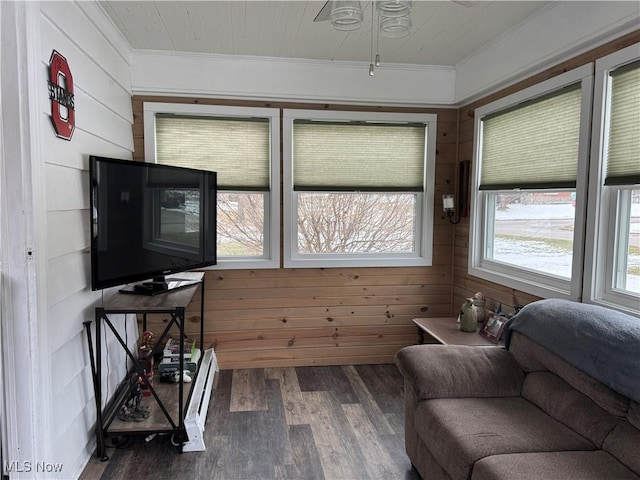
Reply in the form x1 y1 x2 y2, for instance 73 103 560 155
492 203 640 293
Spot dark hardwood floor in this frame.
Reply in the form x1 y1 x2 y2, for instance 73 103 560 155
82 364 420 480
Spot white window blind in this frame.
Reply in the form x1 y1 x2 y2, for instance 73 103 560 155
480 84 582 190
605 60 640 186
155 115 270 191
292 121 425 191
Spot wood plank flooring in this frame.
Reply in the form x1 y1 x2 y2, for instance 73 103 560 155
82 364 419 480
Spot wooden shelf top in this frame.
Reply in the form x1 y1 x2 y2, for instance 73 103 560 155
107 379 190 433
98 272 204 312
413 317 504 347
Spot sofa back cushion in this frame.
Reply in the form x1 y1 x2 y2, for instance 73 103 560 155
522 371 620 447
602 417 640 475
510 332 629 417
629 401 640 430
604 401 640 475
505 299 640 402
511 332 640 476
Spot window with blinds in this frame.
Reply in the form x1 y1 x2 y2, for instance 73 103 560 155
480 84 582 190
598 56 640 301
283 110 436 268
605 60 640 186
155 114 271 191
292 121 425 192
469 64 593 300
145 103 280 268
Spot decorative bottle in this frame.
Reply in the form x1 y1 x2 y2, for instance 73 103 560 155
459 298 479 332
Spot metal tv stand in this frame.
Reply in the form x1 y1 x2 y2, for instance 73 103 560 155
85 271 217 460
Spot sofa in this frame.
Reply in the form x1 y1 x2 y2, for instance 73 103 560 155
395 299 640 480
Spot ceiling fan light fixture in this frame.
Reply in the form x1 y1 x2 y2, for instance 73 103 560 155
379 14 412 38
375 0 414 18
330 0 364 31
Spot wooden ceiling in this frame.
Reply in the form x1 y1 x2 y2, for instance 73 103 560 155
99 1 551 66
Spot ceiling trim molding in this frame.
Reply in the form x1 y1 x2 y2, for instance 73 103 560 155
130 49 457 107
132 48 456 75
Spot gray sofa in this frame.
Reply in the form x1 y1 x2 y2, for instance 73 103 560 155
395 299 640 480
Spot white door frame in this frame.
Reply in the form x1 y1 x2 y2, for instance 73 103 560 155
0 2 6 472
0 2 53 478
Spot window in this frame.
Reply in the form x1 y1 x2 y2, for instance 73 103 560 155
585 45 640 313
470 65 593 299
283 110 436 268
144 103 280 269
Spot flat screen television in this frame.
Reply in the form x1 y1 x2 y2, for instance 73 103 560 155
89 155 217 295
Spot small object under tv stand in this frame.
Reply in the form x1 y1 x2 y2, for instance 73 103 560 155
84 271 218 460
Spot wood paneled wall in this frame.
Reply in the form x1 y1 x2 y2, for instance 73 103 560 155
452 30 640 316
132 96 458 369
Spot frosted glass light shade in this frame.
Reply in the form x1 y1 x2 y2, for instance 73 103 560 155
380 14 412 38
330 0 363 31
375 0 414 18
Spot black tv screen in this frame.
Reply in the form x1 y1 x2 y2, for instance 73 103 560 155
89 156 216 293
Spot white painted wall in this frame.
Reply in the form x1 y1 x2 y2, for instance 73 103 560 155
455 1 640 105
130 50 457 106
36 1 134 477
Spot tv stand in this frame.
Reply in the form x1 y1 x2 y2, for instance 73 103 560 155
84 271 218 459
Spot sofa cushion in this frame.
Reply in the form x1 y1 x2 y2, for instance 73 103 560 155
415 397 596 480
629 401 640 430
522 371 620 447
504 299 640 402
395 345 524 400
510 332 630 417
603 420 640 475
471 451 640 480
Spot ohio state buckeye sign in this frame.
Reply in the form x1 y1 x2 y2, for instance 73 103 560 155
48 50 75 141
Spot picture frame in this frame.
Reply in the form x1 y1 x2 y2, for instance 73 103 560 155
479 312 508 343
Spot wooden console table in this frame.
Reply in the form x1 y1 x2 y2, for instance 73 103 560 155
412 317 504 347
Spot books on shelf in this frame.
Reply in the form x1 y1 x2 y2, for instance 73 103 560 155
163 338 196 359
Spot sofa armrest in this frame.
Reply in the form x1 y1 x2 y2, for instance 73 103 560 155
395 345 524 401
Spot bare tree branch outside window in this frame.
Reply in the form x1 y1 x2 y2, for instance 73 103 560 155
296 193 416 254
217 192 264 256
216 192 417 257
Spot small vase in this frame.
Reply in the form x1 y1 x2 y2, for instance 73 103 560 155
459 298 478 332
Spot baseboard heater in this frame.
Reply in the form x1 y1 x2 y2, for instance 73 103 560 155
182 348 218 452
